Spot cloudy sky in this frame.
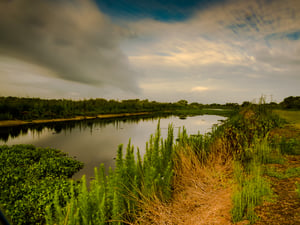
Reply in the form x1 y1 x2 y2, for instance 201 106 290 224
0 0 299 104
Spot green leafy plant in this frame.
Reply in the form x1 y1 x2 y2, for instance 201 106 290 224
0 144 83 225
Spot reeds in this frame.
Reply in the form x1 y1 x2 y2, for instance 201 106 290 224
45 122 175 225
231 159 272 223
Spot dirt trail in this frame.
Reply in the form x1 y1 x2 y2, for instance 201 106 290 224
254 155 300 225
135 148 235 225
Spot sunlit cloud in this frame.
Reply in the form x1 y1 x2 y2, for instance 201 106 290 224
123 0 300 103
191 86 210 92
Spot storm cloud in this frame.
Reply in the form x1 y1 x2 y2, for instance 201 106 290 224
0 0 139 93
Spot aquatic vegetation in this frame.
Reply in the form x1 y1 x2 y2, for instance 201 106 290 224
0 145 83 225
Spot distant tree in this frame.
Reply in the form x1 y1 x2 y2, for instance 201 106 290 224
281 96 300 109
225 103 239 108
190 102 203 109
177 100 188 106
241 101 251 107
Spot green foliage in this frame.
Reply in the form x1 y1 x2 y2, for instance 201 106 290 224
232 157 273 223
264 167 300 179
0 96 236 121
278 137 300 155
280 96 300 109
242 137 284 165
177 127 214 164
0 144 83 225
228 101 283 223
46 122 175 225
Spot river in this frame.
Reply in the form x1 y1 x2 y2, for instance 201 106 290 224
0 114 225 180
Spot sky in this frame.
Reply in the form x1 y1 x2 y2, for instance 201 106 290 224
0 0 299 104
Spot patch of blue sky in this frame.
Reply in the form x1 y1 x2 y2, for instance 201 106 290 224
265 30 300 41
94 0 227 22
286 31 300 41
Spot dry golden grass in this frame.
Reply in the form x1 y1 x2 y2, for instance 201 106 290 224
133 139 234 225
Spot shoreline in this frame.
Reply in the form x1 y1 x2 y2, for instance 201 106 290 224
0 112 152 127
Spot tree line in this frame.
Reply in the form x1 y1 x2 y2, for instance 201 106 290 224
0 96 298 121
0 97 233 121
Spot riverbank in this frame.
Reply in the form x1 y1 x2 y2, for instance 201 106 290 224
0 112 151 127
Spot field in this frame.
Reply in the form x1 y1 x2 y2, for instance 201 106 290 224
274 110 300 129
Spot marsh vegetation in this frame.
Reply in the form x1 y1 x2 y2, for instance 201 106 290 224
0 96 300 225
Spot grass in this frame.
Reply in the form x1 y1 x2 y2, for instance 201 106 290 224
45 122 175 225
231 146 274 224
264 166 300 179
133 144 233 225
273 110 300 129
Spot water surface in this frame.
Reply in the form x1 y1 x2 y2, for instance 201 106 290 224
0 115 225 179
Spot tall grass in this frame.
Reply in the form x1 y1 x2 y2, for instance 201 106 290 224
229 100 285 223
133 132 233 225
45 122 174 225
231 155 273 223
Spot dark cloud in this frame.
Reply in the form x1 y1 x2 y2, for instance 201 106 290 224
0 0 140 92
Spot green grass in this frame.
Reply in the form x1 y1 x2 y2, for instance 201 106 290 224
232 148 273 224
264 166 300 179
273 110 300 129
230 103 284 223
45 122 175 225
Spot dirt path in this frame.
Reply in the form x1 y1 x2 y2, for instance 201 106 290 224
254 155 300 225
135 149 235 225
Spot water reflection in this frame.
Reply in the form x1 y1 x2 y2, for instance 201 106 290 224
0 114 225 180
0 115 165 142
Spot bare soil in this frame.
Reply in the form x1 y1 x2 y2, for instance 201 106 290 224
254 155 300 225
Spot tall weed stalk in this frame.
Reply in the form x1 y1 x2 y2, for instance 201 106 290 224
45 122 174 225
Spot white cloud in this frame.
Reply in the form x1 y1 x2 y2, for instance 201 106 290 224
121 0 300 103
191 86 210 92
